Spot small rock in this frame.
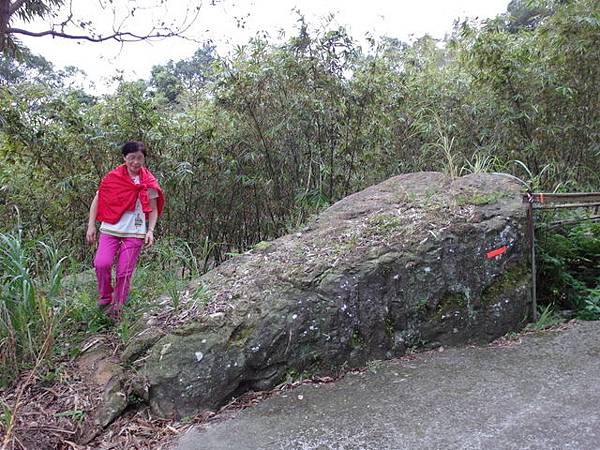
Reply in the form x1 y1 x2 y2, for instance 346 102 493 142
209 312 225 319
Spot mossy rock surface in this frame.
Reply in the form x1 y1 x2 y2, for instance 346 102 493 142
126 172 530 417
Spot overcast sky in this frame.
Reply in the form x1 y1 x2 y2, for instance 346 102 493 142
16 0 509 93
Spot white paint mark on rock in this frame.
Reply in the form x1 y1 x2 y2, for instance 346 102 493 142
195 351 204 362
159 343 172 361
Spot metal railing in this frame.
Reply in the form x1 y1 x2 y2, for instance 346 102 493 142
522 191 600 321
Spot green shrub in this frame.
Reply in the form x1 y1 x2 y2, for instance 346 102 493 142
538 221 600 320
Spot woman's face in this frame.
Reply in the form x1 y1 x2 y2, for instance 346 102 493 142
124 150 145 176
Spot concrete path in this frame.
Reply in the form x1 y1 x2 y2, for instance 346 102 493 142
175 321 600 450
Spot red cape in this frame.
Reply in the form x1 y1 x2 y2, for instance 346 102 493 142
96 165 164 224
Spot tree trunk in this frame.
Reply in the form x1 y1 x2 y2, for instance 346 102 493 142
0 0 10 53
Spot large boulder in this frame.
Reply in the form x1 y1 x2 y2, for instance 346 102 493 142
125 172 531 417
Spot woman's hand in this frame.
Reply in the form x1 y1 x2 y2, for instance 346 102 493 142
145 197 158 249
87 192 99 246
86 224 97 245
144 229 154 248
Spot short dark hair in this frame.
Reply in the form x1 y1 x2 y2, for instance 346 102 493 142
122 141 147 157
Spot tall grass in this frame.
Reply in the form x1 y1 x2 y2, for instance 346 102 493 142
0 231 65 386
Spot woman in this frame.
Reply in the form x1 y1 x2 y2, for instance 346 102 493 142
86 141 164 320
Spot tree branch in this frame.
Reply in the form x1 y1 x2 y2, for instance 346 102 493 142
7 26 180 42
2 0 206 54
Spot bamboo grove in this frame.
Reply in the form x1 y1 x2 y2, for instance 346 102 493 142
1 0 598 264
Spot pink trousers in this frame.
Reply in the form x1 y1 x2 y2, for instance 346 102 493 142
94 233 144 310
